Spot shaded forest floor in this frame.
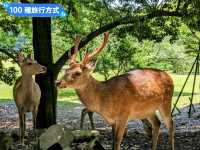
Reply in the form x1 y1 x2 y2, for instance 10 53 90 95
0 101 200 150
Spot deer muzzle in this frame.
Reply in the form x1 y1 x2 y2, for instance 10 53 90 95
40 66 47 73
55 80 61 86
55 80 68 88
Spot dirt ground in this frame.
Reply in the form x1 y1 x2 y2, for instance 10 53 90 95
0 101 200 150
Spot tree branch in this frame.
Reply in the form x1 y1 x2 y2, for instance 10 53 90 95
53 10 186 77
20 0 30 3
0 48 18 64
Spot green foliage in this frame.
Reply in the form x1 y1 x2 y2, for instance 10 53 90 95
0 66 17 85
0 29 17 48
183 0 200 32
95 29 195 80
0 51 17 85
112 35 136 74
0 0 200 83
95 52 115 81
0 5 31 85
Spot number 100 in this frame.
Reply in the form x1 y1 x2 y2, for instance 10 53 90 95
10 7 23 14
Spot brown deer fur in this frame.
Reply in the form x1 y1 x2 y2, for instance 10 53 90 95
56 32 174 150
13 53 46 144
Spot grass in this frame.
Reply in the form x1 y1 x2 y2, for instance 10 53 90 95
172 74 200 108
0 83 13 99
0 73 200 109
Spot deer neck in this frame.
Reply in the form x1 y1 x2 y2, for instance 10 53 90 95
76 75 103 112
21 73 34 91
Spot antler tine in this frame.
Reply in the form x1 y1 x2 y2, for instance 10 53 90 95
82 32 109 64
70 35 81 65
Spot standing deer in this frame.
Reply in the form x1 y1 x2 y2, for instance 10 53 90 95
13 53 46 144
80 108 95 129
56 32 174 150
80 108 153 137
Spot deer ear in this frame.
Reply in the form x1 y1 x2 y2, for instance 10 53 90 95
84 59 98 71
17 52 25 64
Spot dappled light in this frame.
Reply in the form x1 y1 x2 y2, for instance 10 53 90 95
0 100 200 149
1 0 200 149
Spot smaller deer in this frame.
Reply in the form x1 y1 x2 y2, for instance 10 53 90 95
13 53 46 144
80 108 95 129
80 108 153 137
56 32 174 150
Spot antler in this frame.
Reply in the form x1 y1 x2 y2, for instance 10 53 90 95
82 32 109 64
70 35 81 65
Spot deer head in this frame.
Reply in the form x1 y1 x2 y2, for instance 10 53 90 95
56 32 109 89
17 52 47 75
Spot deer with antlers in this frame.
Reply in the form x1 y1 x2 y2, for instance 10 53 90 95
56 32 174 150
13 53 46 144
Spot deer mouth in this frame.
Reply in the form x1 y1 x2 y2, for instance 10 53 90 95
55 80 61 86
39 67 47 74
55 80 67 88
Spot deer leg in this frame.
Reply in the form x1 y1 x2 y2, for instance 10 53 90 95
112 125 116 150
32 110 37 141
19 109 25 145
80 108 88 129
112 119 128 150
167 119 174 150
159 106 174 150
141 119 152 137
147 114 161 150
88 111 95 129
23 114 26 137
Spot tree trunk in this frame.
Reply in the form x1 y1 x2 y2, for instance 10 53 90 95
32 16 57 128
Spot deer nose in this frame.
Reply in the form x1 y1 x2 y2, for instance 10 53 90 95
42 66 47 72
55 80 61 86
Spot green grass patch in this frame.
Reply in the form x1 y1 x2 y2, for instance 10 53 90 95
171 74 200 108
58 88 76 98
0 82 13 99
0 73 200 109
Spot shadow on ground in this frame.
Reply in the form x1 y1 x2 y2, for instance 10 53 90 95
99 129 200 150
0 99 200 150
173 91 199 97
